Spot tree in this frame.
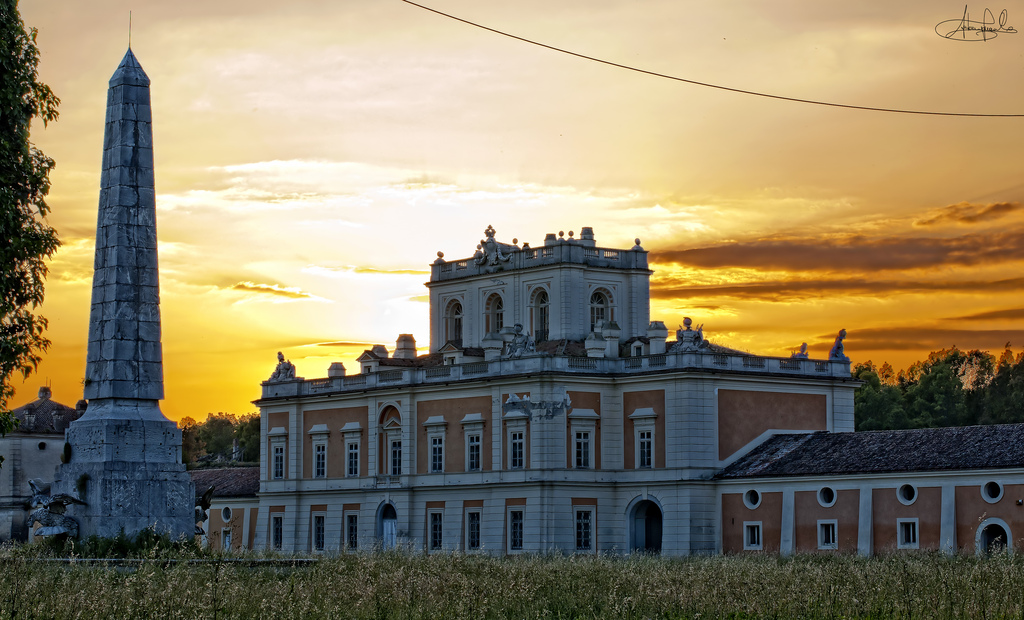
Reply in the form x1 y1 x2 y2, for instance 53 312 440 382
179 416 206 465
0 1 60 448
234 414 260 462
197 412 238 459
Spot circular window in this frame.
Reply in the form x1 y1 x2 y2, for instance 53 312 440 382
818 486 837 507
743 489 761 509
983 481 1003 503
37 442 46 450
898 484 917 505
221 507 232 522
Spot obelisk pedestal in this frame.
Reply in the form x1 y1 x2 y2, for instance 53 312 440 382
52 49 193 540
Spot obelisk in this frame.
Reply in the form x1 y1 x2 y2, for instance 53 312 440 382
53 49 193 540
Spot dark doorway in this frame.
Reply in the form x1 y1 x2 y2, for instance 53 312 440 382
630 500 663 553
980 523 1008 554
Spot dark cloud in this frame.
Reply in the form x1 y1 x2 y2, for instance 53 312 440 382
915 202 1023 226
951 308 1024 322
649 230 1024 272
651 276 1024 302
231 281 318 299
841 327 1024 353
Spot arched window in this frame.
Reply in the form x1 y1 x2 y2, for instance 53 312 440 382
531 289 549 341
485 294 504 334
590 290 611 332
445 300 463 344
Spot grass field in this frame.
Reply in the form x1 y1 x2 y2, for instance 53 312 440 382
1 547 1022 619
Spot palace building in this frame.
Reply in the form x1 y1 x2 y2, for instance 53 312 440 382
253 226 863 555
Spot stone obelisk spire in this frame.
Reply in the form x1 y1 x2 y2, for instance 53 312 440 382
53 49 193 540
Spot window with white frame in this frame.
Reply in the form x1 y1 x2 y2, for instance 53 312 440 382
312 513 326 551
575 508 594 552
589 290 611 332
345 512 358 549
743 521 763 551
273 445 285 479
313 443 327 479
818 520 838 550
485 293 504 334
629 408 657 470
429 510 443 551
445 299 463 344
575 431 591 469
221 527 232 550
390 439 402 476
271 515 283 550
508 509 524 552
346 441 359 477
431 436 444 473
509 431 524 469
638 431 653 468
898 518 919 549
531 288 549 342
467 433 481 471
466 510 482 551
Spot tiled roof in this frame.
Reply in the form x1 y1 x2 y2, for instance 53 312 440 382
189 467 259 498
717 424 1024 479
10 388 83 434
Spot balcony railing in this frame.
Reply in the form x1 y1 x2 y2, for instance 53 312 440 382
260 349 852 400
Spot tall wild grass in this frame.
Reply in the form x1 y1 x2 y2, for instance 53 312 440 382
1 547 1022 619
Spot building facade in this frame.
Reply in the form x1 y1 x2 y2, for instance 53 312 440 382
0 388 85 542
254 226 857 554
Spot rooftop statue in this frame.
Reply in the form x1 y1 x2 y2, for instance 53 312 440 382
792 343 809 359
473 224 514 268
504 323 536 359
829 329 849 361
269 351 296 382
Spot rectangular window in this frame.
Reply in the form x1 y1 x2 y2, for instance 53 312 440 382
390 440 402 476
509 510 524 550
575 510 592 551
467 434 481 471
818 520 838 550
467 511 481 550
313 514 325 551
575 431 591 469
431 436 444 473
271 515 283 550
346 442 359 477
273 445 284 479
743 521 763 551
222 527 232 550
510 431 524 469
638 431 652 469
346 513 358 549
898 518 919 549
429 511 443 551
314 443 326 479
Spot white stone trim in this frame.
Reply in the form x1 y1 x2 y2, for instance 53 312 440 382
743 521 763 551
897 518 919 550
817 519 838 550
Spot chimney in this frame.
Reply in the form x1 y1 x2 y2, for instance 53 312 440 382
38 386 51 401
394 334 417 359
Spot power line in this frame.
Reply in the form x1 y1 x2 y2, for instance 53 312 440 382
400 0 1024 118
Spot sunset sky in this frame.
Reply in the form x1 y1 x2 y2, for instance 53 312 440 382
15 0 1024 421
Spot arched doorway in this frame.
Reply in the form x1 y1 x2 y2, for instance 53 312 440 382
979 521 1009 555
377 503 398 550
629 499 663 553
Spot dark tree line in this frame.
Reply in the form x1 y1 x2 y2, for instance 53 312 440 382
854 345 1024 431
178 413 260 465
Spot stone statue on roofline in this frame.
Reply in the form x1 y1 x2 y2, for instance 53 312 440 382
829 329 849 361
504 323 536 359
669 317 710 353
474 224 514 267
268 351 296 382
792 343 809 359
